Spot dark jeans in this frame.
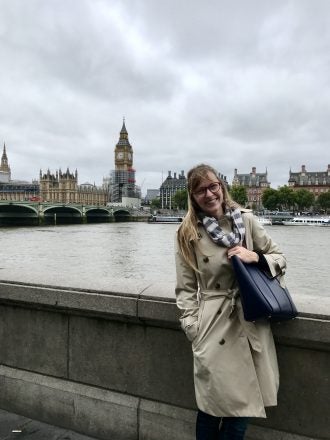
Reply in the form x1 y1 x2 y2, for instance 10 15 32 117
196 410 249 440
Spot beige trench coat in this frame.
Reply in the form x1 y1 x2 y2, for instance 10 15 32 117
175 211 286 418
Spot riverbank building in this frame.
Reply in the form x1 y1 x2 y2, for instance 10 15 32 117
159 171 187 209
0 144 39 201
288 164 330 200
39 168 108 205
110 120 140 207
232 167 270 209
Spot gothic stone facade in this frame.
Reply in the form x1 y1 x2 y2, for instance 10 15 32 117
0 144 11 183
0 143 40 201
111 120 140 203
39 169 108 205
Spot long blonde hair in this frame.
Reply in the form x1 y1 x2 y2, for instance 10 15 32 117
177 164 238 271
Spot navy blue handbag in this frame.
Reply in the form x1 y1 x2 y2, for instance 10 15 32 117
231 255 298 322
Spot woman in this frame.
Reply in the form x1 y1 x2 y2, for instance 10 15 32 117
175 164 286 440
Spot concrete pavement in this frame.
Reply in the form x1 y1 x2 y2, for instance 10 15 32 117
0 409 99 440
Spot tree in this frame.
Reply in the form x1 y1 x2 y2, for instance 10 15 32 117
277 185 296 211
173 189 188 210
261 188 279 211
150 198 161 209
294 189 314 211
230 185 247 206
317 191 330 213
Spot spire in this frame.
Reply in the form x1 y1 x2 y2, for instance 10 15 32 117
116 118 132 148
121 117 128 135
0 142 10 173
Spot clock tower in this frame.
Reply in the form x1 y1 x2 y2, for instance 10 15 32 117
111 119 137 203
0 143 11 182
115 119 133 171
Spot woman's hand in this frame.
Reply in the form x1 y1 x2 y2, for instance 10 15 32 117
227 245 259 264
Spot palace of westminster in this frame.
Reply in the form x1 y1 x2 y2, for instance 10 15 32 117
0 120 329 209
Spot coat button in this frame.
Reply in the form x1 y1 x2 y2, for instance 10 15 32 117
203 257 209 263
215 283 221 289
219 339 225 345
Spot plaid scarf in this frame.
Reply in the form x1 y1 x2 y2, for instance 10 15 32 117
201 208 245 248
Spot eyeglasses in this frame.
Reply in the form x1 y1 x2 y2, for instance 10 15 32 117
193 182 221 197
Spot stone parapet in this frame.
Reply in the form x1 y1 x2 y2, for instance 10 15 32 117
0 279 329 440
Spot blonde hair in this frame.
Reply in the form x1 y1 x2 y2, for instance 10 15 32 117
177 163 238 271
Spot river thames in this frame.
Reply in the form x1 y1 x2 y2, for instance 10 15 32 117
0 222 329 298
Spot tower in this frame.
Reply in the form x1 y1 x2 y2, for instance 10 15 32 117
114 119 133 170
111 120 137 203
0 143 11 182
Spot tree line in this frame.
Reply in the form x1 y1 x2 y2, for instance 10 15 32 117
150 186 330 214
230 185 330 213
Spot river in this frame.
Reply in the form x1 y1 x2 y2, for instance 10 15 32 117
0 223 329 298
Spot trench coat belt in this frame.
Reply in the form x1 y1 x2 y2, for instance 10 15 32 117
200 288 239 315
200 288 263 352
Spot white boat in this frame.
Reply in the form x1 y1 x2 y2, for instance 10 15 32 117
257 217 272 226
148 215 183 224
282 217 330 227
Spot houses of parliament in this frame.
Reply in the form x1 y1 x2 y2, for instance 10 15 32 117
0 121 140 206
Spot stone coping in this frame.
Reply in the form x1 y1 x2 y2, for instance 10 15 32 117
0 279 328 350
0 277 329 322
0 277 330 319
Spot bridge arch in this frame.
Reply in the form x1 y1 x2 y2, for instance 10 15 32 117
43 206 82 224
113 209 131 222
85 208 111 223
0 203 39 226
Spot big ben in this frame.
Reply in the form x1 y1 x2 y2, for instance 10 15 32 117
115 119 133 171
111 119 137 203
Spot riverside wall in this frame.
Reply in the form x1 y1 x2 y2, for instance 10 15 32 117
0 279 329 440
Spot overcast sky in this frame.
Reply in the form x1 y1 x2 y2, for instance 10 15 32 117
1 0 329 195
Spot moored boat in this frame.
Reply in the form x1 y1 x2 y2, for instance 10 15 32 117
282 217 330 226
256 216 272 226
148 215 183 224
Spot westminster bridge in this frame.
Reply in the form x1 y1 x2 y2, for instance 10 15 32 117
0 201 147 225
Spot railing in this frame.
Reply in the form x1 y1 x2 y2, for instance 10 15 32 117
0 201 152 224
0 278 329 440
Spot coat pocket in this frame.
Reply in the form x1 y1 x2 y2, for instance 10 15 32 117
192 297 224 349
185 320 199 342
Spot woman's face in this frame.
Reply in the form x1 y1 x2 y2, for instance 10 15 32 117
192 172 224 218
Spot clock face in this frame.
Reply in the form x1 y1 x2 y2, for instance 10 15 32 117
117 152 124 159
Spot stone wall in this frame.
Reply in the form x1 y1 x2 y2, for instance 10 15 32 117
0 279 329 440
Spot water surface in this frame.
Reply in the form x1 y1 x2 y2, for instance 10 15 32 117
0 223 329 297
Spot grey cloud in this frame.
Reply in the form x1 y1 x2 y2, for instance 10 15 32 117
0 0 329 192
